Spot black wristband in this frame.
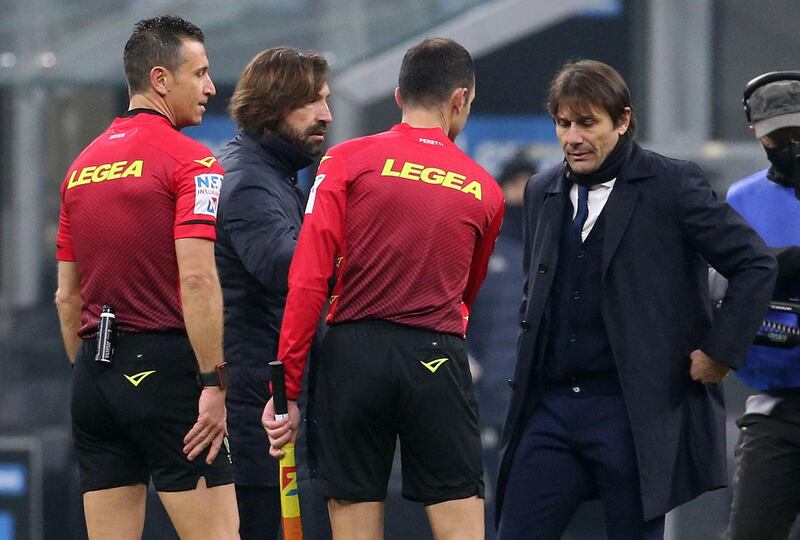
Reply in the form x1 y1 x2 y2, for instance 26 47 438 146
197 362 228 389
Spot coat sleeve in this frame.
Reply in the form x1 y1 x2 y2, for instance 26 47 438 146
221 182 298 295
676 161 777 368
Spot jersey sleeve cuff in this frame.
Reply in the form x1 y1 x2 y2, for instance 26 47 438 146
174 221 217 241
56 248 75 261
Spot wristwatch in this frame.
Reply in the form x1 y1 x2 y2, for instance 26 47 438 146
198 362 229 389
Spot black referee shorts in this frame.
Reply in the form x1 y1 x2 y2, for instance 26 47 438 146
311 320 484 505
71 332 234 493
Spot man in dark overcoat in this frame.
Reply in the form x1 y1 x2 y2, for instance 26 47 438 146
496 60 776 540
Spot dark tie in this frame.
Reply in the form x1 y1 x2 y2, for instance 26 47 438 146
572 184 589 238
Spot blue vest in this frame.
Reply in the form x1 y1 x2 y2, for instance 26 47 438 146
727 169 800 390
545 195 615 381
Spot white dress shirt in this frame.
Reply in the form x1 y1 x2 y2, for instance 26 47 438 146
569 178 616 242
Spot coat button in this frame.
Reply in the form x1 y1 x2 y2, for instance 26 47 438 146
520 320 529 332
538 264 548 274
507 379 514 389
572 386 581 393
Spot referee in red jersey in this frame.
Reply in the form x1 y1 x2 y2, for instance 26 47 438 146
264 38 504 540
54 16 238 539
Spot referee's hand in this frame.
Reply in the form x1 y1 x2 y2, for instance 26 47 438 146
262 397 300 459
183 386 228 464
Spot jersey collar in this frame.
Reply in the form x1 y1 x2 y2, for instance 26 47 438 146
123 108 176 129
392 122 452 146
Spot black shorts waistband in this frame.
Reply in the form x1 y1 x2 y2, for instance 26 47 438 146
329 319 462 340
84 328 187 341
79 330 193 368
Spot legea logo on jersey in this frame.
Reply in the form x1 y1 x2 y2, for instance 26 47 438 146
381 158 483 200
194 174 222 217
66 160 143 189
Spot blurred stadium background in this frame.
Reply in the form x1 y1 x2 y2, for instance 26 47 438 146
0 0 799 538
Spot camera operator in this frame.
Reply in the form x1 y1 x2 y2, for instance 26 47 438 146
725 72 800 540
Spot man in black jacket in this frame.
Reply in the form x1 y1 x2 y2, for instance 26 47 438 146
215 47 332 540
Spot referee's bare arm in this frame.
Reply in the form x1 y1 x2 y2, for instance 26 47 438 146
55 261 83 363
175 237 227 464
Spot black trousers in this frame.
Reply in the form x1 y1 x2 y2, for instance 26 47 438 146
726 409 800 540
235 485 280 540
497 390 664 540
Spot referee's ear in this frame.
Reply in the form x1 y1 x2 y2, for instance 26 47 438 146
451 87 468 115
394 87 404 110
150 66 169 97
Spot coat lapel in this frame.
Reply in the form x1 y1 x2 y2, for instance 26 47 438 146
601 182 638 276
601 142 652 276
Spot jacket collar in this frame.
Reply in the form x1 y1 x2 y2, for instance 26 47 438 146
240 131 314 180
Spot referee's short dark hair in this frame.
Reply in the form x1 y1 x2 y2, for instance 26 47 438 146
124 15 205 95
398 38 474 108
228 47 329 137
547 59 636 138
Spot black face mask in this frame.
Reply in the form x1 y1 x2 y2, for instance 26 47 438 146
765 141 800 198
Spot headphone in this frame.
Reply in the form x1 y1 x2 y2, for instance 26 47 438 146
743 71 800 123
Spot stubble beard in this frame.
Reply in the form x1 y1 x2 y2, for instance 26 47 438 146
278 120 327 157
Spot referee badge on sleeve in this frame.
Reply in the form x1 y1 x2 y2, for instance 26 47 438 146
193 174 222 217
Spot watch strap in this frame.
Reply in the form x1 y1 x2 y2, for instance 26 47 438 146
198 362 228 389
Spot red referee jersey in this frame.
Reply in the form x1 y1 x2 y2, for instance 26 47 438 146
279 123 505 399
56 111 223 337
